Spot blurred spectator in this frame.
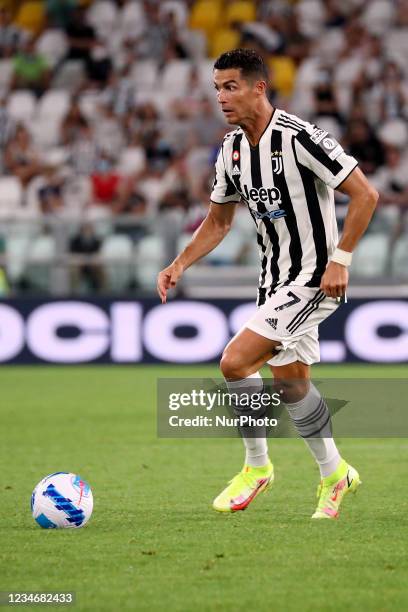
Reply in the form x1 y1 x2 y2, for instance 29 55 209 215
0 93 15 171
372 144 408 208
135 1 186 63
344 119 385 176
70 223 103 292
324 0 347 28
65 6 112 85
37 164 65 216
279 11 310 66
101 59 135 117
164 100 194 153
94 100 125 158
161 10 190 61
377 61 408 121
127 102 161 143
4 123 44 185
60 97 88 145
46 0 77 29
190 97 226 147
11 38 51 97
312 68 344 126
144 129 173 168
65 6 95 63
0 6 25 59
69 119 99 175
90 152 123 210
114 190 149 241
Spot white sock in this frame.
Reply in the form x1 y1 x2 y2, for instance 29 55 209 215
285 383 341 478
225 372 269 468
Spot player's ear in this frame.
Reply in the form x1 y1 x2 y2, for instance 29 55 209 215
255 79 267 95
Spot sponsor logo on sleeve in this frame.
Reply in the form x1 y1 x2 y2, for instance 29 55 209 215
311 128 328 144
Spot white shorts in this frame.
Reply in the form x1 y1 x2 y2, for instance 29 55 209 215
245 286 340 366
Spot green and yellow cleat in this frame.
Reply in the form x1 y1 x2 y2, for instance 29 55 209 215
213 461 274 513
312 459 361 520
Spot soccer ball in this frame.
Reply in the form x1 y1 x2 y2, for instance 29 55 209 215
31 472 93 529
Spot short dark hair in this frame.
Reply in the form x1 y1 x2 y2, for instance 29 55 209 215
213 48 269 81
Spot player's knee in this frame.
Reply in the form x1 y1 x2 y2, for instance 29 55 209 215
273 377 310 404
220 350 250 380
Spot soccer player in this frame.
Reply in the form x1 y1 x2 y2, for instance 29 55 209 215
157 49 378 519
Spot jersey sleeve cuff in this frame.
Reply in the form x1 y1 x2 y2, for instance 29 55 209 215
330 160 359 190
210 195 241 204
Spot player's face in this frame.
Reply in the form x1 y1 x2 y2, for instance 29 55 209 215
214 68 260 125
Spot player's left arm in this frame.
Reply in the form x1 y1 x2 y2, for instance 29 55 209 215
320 167 379 298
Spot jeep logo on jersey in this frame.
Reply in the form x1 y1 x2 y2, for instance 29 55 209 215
242 184 282 207
242 184 286 221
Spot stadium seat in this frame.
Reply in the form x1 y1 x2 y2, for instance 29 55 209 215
0 177 23 219
196 59 215 92
182 29 207 60
350 234 389 278
85 206 114 239
7 90 36 123
210 28 241 58
0 59 14 91
63 177 92 217
130 60 159 89
160 60 192 94
391 235 408 279
52 61 85 92
25 234 57 291
86 0 118 38
225 1 256 26
15 1 45 34
269 56 296 97
190 1 223 36
135 235 164 290
368 205 401 235
118 0 146 41
78 90 100 121
28 117 61 148
117 147 146 176
362 0 396 35
36 29 69 69
5 232 32 284
27 234 57 262
191 227 246 265
38 90 71 122
295 0 325 38
100 234 134 292
160 0 189 28
386 30 408 69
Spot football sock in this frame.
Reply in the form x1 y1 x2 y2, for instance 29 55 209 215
225 372 269 468
285 383 341 478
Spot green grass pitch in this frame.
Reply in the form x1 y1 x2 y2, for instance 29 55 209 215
1 365 407 611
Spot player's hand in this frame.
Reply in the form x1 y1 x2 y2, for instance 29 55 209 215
320 261 348 299
157 261 184 304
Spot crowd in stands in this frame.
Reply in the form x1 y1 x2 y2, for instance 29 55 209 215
0 0 407 293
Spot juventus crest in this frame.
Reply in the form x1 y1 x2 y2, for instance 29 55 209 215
271 150 283 175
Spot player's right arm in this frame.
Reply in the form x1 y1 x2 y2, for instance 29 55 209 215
157 201 237 303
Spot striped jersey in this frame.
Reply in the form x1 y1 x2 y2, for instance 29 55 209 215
210 109 358 306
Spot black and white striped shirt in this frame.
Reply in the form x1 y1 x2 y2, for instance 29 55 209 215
210 109 358 305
